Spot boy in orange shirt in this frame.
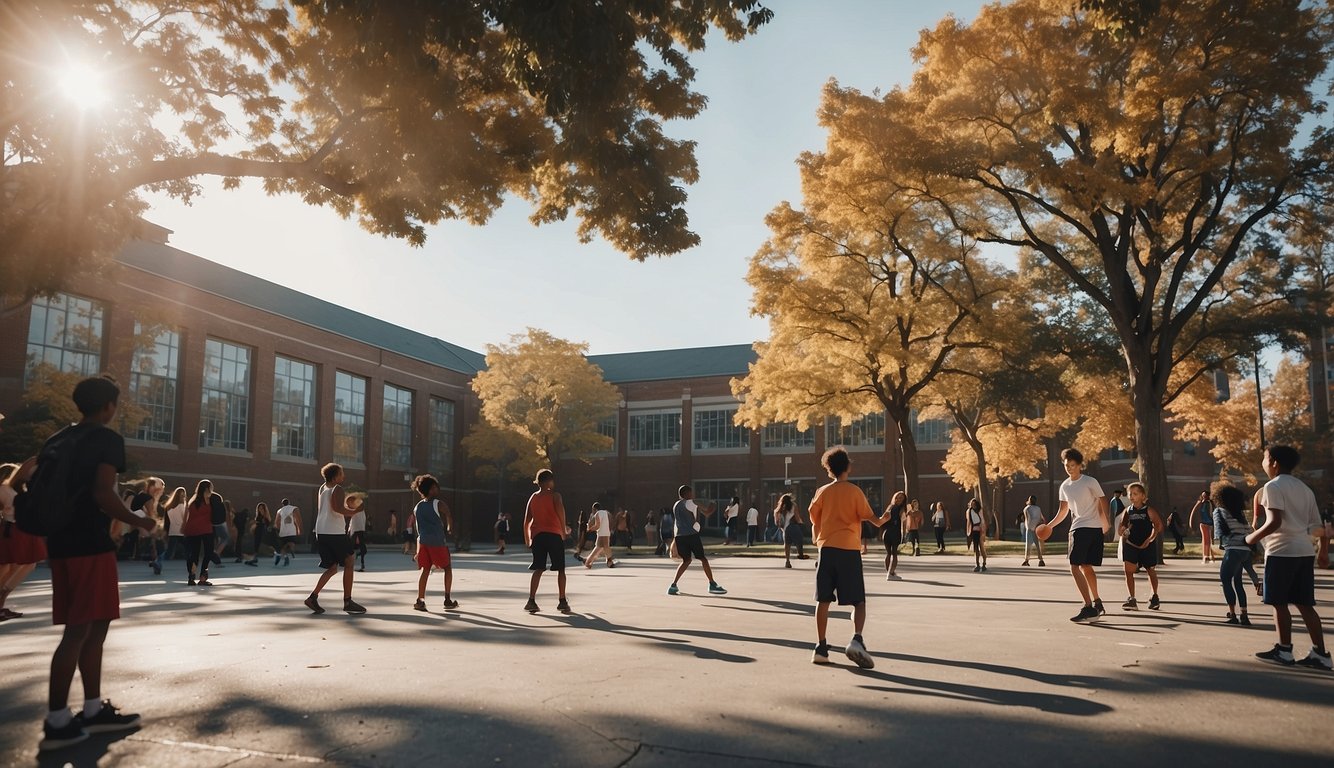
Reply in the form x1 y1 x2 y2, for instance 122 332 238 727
809 446 892 668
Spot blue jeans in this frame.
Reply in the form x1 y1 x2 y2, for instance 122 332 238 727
1220 548 1252 610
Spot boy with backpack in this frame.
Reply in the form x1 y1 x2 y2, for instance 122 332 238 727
11 376 158 751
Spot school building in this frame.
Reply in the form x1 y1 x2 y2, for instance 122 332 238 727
0 224 1231 543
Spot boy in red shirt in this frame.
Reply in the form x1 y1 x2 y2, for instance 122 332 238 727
809 446 891 668
523 469 571 614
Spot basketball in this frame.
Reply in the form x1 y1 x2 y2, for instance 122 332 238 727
1035 523 1052 541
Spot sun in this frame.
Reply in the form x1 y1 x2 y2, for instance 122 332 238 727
56 63 110 109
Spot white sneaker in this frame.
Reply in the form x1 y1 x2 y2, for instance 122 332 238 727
845 637 874 669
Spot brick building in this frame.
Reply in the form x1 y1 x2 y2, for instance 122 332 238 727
0 227 1228 544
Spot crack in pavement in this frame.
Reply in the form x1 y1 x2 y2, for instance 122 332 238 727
126 734 326 763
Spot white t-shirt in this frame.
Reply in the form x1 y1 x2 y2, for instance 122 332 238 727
593 508 611 537
1059 474 1106 531
746 506 759 525
276 505 298 537
166 503 187 536
1258 474 1319 558
724 503 739 521
1022 504 1043 529
315 484 346 536
349 509 366 533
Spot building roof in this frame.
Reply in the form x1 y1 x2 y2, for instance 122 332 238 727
588 344 757 383
117 237 486 375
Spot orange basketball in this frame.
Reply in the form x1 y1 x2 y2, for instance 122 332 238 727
1035 523 1052 541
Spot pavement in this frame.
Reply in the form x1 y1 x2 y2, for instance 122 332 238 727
1 544 1332 767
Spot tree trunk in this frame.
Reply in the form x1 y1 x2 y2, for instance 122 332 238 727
891 411 921 500
1129 362 1172 518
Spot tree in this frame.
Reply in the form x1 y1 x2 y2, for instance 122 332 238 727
0 365 148 460
468 328 620 469
817 0 1332 512
732 178 1005 499
1 1 773 299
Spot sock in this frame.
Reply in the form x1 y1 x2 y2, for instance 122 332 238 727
83 698 103 717
46 708 73 728
818 637 827 646
1278 643 1293 650
853 634 864 643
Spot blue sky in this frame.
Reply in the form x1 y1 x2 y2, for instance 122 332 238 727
143 2 988 356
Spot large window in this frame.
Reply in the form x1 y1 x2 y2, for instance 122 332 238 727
382 384 414 467
128 324 179 443
333 371 366 464
429 398 455 481
825 412 886 448
272 356 316 459
26 293 103 379
628 410 681 452
762 421 815 450
693 407 749 450
199 339 251 450
692 480 750 525
913 413 953 446
594 415 618 454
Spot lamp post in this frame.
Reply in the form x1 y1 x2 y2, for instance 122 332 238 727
1253 350 1266 448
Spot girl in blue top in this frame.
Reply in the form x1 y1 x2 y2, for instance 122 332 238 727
1211 482 1256 625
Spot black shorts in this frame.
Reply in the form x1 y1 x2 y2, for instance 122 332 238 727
884 529 902 549
967 531 981 548
1120 540 1159 568
401 530 417 543
784 524 804 545
1069 528 1104 566
316 534 354 569
675 534 708 562
529 532 565 572
815 547 866 606
1263 556 1316 606
280 535 298 548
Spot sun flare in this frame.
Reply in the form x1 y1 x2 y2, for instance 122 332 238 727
56 63 110 109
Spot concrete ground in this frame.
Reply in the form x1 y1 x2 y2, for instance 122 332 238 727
1 544 1331 767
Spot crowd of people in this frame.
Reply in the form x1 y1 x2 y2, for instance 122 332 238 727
2 376 1331 753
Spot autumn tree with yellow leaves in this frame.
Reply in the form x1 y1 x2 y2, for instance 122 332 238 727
467 328 620 471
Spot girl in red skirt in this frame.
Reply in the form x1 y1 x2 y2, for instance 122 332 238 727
1 462 48 620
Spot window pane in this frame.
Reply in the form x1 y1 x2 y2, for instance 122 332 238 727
333 371 366 464
382 384 413 467
825 412 886 447
200 339 251 450
429 398 455 482
692 407 749 450
628 411 681 452
129 324 179 443
272 356 316 458
25 293 104 380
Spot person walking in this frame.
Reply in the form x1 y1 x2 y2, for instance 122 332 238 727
643 510 659 551
522 469 571 614
182 481 216 586
208 490 229 567
230 504 249 564
274 499 301 566
614 507 632 551
667 486 726 596
584 502 617 569
244 502 270 566
1021 495 1046 567
745 502 759 547
0 463 47 621
778 493 808 568
303 463 366 615
723 496 740 545
494 511 510 554
809 446 893 668
932 502 949 553
905 499 923 557
349 497 368 572
160 487 187 564
1248 445 1330 669
1211 483 1254 626
656 506 672 557
965 498 987 573
1164 505 1186 554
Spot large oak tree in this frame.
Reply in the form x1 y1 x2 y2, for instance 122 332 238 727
1 0 772 299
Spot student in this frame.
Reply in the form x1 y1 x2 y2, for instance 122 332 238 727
1164 505 1186 555
904 499 923 557
931 502 948 553
522 469 571 614
1247 445 1330 669
348 497 368 572
584 502 617 569
643 510 659 550
1108 488 1127 533
494 511 510 554
304 463 365 615
778 493 808 568
614 507 632 550
809 446 892 667
966 498 988 573
656 506 673 557
182 480 216 586
274 498 301 566
411 474 456 611
1188 490 1216 563
1021 495 1046 567
17 377 158 750
745 502 759 547
1118 482 1163 611
724 496 740 544
400 508 417 556
208 487 229 566
1047 447 1111 623
1211 482 1254 626
667 485 726 596
244 501 270 566
0 462 47 620
883 492 906 580
160 487 187 563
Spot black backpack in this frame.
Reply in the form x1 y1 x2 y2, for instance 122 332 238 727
14 423 97 537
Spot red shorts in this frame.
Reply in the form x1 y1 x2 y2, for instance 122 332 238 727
51 552 120 626
416 545 451 570
0 521 48 564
